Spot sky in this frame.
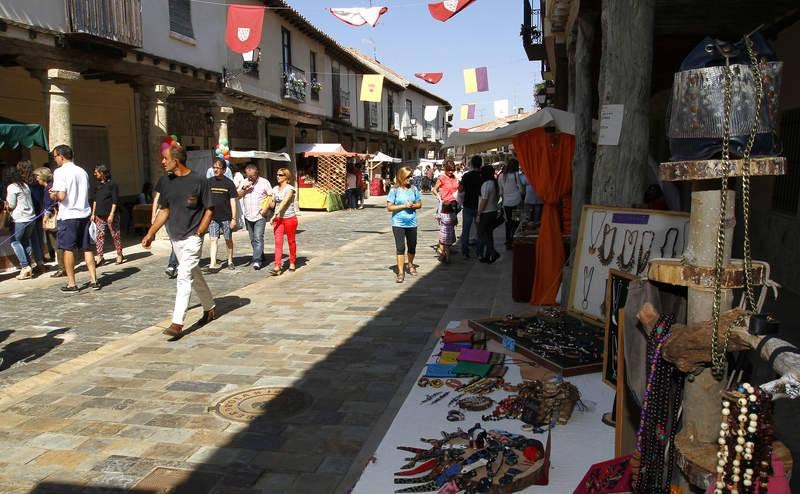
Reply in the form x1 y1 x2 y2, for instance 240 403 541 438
282 0 542 130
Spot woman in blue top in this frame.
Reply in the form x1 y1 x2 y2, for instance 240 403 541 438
387 165 422 283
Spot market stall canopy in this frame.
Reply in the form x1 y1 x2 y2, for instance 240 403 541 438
0 116 48 150
443 107 589 154
229 150 291 161
368 151 401 163
419 158 444 166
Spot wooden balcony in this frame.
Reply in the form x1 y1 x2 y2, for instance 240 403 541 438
66 0 143 48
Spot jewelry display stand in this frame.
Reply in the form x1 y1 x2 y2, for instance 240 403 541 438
647 156 788 489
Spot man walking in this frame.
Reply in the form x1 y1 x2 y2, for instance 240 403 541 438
459 155 484 259
49 144 100 292
152 165 179 278
237 163 271 270
206 158 238 270
142 142 215 338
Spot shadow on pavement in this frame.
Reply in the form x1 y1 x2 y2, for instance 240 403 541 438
99 266 142 287
0 327 70 372
168 295 252 341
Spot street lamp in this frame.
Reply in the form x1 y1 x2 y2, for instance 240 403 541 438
535 92 547 108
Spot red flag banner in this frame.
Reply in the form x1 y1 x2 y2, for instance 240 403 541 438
225 4 265 54
415 72 444 84
428 0 477 22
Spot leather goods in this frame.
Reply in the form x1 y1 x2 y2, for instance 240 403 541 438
43 212 57 231
452 361 492 377
457 348 491 363
425 364 458 378
442 330 473 344
668 33 782 160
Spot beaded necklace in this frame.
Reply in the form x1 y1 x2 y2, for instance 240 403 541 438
597 224 618 266
616 229 639 272
630 313 685 494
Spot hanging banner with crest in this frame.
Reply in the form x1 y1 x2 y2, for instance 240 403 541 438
225 4 265 54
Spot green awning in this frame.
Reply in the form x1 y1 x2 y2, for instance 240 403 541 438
0 116 48 150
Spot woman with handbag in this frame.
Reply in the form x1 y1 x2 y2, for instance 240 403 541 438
387 165 422 283
34 167 64 277
498 158 524 249
5 163 38 279
268 167 297 276
475 164 500 264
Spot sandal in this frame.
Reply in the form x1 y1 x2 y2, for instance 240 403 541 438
269 268 282 276
95 257 106 267
16 267 33 280
115 256 126 265
288 264 296 272
407 264 418 276
51 270 66 278
396 275 404 283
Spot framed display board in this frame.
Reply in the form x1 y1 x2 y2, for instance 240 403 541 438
568 205 689 321
602 269 638 388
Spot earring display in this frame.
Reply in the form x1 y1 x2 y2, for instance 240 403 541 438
469 309 604 376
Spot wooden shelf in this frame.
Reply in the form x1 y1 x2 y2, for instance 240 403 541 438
675 432 792 490
647 258 767 289
659 156 786 182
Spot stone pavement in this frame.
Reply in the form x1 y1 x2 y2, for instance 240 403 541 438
0 195 530 493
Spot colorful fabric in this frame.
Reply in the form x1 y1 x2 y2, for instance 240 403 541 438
438 351 460 364
428 0 477 22
329 7 388 27
463 67 489 93
360 74 384 102
415 72 444 84
425 364 458 378
436 211 457 246
453 361 492 377
225 4 265 54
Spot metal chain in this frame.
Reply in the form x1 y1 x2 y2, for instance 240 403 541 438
710 35 764 380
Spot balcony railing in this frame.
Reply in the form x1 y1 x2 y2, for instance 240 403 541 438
335 90 351 121
403 126 418 138
520 0 545 61
281 64 307 102
66 0 143 47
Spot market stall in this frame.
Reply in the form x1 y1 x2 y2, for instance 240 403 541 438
366 151 401 196
290 143 369 211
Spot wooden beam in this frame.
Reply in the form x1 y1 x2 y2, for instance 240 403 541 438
591 0 655 207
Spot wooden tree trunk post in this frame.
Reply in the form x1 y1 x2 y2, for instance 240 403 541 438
570 15 596 251
591 0 655 207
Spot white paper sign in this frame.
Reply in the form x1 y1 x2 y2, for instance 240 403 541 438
598 104 624 146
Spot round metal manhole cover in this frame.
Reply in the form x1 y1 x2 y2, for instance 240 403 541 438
212 387 310 423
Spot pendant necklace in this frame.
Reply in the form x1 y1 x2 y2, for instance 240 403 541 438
660 227 679 258
581 266 595 310
616 229 639 272
588 211 608 255
597 224 618 266
636 231 656 276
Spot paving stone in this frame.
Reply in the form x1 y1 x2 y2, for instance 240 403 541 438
32 450 91 470
141 442 199 461
28 432 87 450
186 446 244 465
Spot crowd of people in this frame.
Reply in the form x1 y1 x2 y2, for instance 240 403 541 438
386 154 543 282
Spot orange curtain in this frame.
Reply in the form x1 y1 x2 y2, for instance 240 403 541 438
513 128 574 305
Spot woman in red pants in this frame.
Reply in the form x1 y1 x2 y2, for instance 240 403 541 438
269 167 298 275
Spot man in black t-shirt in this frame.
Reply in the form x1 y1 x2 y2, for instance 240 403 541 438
143 143 216 338
153 173 179 278
458 155 484 258
206 158 238 271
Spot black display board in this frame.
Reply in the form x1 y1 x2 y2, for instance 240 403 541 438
602 269 638 388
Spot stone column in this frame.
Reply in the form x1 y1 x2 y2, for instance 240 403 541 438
287 120 298 186
148 84 175 188
214 106 234 146
46 69 81 149
255 110 269 176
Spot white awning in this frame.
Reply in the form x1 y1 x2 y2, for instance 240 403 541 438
368 152 401 163
294 143 348 156
229 150 291 161
443 107 593 154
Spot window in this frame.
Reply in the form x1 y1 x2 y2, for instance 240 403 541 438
387 94 394 130
406 99 413 119
281 28 292 71
168 0 193 39
310 51 318 101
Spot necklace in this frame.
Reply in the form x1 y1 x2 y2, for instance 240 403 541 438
597 224 618 266
581 266 595 310
611 279 624 326
660 227 679 258
616 229 639 272
636 231 655 276
588 211 608 255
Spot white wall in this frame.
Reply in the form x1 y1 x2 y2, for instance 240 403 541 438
0 0 67 31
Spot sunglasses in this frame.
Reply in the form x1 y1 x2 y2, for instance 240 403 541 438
277 173 286 176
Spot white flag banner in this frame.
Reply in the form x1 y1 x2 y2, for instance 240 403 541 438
493 99 509 118
329 7 388 27
424 105 439 122
394 112 400 130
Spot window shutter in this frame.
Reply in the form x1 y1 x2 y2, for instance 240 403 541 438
169 0 194 38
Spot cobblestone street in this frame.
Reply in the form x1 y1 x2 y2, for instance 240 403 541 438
0 197 527 493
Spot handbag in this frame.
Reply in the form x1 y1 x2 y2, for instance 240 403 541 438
668 33 782 161
43 212 57 231
492 209 505 230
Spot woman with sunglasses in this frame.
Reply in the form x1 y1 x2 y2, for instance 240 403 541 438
268 167 297 275
387 165 422 283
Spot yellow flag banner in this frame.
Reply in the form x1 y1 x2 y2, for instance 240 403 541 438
360 74 384 102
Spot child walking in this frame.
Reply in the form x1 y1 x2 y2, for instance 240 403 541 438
435 201 458 263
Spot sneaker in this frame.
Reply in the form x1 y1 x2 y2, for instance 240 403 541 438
165 266 177 278
253 262 262 270
60 285 80 293
228 263 236 271
88 281 101 290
